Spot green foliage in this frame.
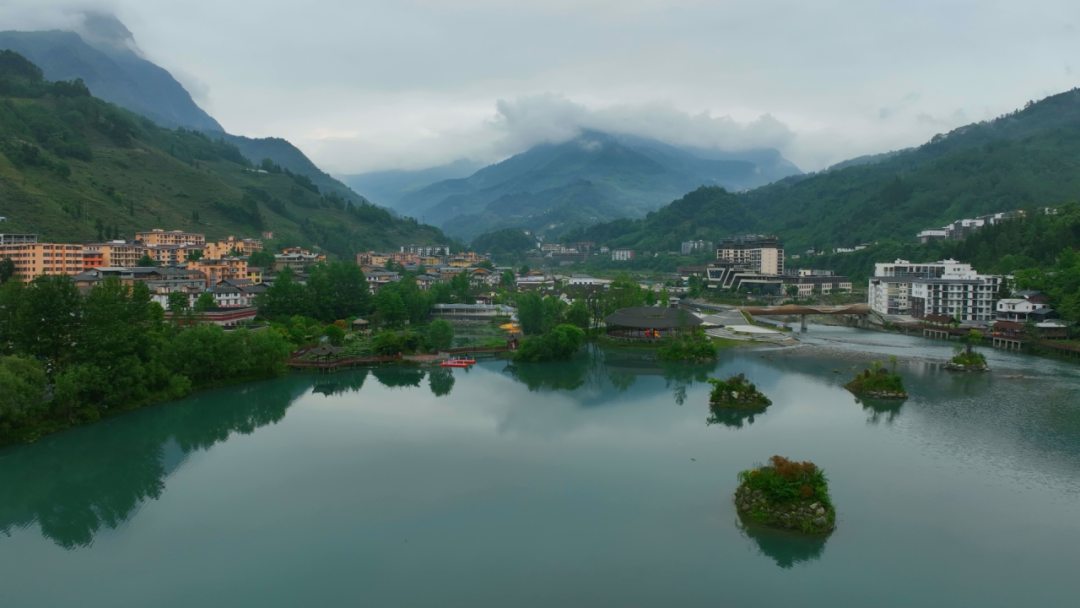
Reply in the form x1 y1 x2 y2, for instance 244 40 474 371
516 292 544 335
0 274 292 445
707 374 771 408
322 324 345 346
372 331 405 356
247 250 276 269
257 263 371 323
657 330 719 362
427 319 455 351
513 324 585 362
194 292 215 312
738 456 832 510
565 298 590 329
470 228 535 262
845 364 907 396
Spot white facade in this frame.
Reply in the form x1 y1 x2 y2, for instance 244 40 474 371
868 259 1000 320
612 249 635 261
568 274 597 285
996 298 1049 322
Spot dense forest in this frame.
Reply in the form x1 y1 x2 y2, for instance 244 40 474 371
0 51 449 258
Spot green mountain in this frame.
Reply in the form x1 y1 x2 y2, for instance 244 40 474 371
341 159 485 209
559 87 1080 256
0 18 368 206
396 131 801 239
0 51 449 258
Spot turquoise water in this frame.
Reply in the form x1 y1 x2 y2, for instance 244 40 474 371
2 329 1079 606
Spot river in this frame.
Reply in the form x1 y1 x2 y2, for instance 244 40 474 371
2 326 1079 606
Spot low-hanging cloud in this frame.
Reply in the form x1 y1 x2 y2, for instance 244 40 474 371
484 94 796 157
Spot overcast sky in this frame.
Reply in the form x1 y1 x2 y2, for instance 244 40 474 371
4 1 1080 174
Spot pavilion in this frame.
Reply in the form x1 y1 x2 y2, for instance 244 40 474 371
603 306 703 340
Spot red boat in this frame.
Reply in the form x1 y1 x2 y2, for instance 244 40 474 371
441 360 472 368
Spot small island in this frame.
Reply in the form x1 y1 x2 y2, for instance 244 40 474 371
845 361 907 399
734 456 836 535
708 373 771 409
944 330 990 372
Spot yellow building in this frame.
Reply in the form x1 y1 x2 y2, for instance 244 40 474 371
84 241 148 267
246 267 263 284
448 251 489 267
136 229 206 246
143 244 203 266
204 236 263 259
357 251 391 266
0 243 86 282
188 257 249 288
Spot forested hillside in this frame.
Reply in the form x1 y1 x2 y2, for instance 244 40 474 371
0 52 448 257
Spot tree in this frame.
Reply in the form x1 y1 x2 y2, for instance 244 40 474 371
374 289 408 326
786 284 800 300
427 319 455 351
0 355 46 417
14 275 82 365
513 324 585 362
167 291 189 314
194 292 216 312
322 324 345 346
516 292 544 335
308 262 371 321
248 250 276 269
450 271 473 302
660 288 670 308
478 259 496 271
542 295 567 331
501 269 516 288
644 289 657 306
519 264 530 276
0 258 16 284
186 250 203 262
136 254 157 267
565 298 590 329
963 330 983 355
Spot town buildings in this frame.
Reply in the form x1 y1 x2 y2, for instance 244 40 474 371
403 244 451 257
204 236 263 259
0 233 38 245
136 229 205 246
916 212 1017 243
612 249 635 261
0 241 86 282
717 235 784 275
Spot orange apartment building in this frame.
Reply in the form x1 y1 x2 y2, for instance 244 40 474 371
136 229 206 246
144 243 203 266
204 236 263 259
0 243 87 282
188 257 249 288
84 241 148 267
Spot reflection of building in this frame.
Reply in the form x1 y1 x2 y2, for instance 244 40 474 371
717 236 783 275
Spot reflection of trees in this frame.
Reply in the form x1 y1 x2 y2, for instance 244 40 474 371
737 518 828 569
428 368 455 397
310 370 368 397
371 367 427 389
0 377 308 550
504 361 589 392
856 397 904 425
659 361 717 406
706 407 765 429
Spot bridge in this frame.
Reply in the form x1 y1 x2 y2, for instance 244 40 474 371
738 303 871 332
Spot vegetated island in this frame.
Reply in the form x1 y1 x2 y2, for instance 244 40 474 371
944 330 990 372
734 456 836 535
708 373 772 409
657 330 719 362
844 361 907 399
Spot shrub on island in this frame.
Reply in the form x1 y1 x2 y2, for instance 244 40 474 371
734 456 836 535
844 362 907 399
656 330 718 362
708 373 771 409
944 330 989 372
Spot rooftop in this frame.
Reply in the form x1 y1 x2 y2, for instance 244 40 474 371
603 306 703 329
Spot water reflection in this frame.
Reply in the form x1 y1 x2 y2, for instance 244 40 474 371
310 370 369 397
856 397 904 425
737 519 828 569
428 368 456 397
707 408 766 429
371 367 427 389
0 378 309 550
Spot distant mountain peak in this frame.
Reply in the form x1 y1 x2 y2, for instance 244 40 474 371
75 11 144 58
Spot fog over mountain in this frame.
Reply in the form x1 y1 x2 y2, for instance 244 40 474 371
2 0 1077 177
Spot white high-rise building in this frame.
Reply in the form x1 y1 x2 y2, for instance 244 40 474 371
868 259 1001 322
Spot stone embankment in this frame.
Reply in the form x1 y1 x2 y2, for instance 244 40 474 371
943 361 989 372
734 485 836 534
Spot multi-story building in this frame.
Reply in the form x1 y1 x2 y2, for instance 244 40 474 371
71 267 207 307
0 233 38 245
276 251 326 272
136 229 206 246
612 249 635 261
916 212 1018 243
717 236 784 275
869 259 1000 321
357 251 392 267
447 252 489 267
143 244 203 266
204 236 263 259
681 240 714 255
780 269 853 297
83 241 148 267
403 244 451 257
188 257 249 288
705 261 784 294
0 242 86 282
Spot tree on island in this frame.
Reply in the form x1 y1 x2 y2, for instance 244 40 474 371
949 330 988 369
708 373 771 408
513 324 585 362
845 361 907 398
735 456 836 535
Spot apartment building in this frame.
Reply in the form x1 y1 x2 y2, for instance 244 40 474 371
403 244 451 257
916 212 1017 243
143 243 203 266
716 236 784 275
136 229 206 246
204 236 262 259
84 241 148 267
188 257 249 288
276 251 326 272
868 259 1000 321
0 242 86 282
681 240 714 255
612 249 635 261
0 233 38 245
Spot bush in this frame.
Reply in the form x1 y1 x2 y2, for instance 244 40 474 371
427 319 454 351
844 362 906 396
738 456 832 508
657 330 718 362
0 355 47 417
513 324 585 362
322 324 345 346
373 331 405 356
708 373 771 409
